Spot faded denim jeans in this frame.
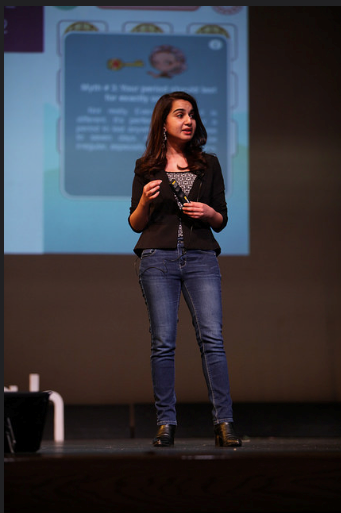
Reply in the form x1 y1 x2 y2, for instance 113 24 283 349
139 238 234 426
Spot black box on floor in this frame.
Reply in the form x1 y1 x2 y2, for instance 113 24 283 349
4 391 51 453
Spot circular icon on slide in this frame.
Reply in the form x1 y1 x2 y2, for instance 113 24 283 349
196 25 230 38
131 23 163 33
64 22 98 34
208 39 224 51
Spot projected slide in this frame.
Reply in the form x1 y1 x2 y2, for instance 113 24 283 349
62 33 229 198
4 6 248 255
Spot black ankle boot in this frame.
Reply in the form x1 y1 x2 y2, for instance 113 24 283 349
153 424 176 447
214 422 242 447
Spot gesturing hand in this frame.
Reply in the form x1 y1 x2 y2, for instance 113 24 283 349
141 180 162 205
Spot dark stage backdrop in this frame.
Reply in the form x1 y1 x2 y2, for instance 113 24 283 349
4 7 341 405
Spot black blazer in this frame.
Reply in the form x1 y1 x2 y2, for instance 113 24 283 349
128 153 228 257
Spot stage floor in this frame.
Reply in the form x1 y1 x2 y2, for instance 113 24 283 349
5 437 341 513
4 403 341 511
6 435 341 455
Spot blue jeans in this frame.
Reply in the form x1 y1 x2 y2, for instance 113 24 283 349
139 239 234 426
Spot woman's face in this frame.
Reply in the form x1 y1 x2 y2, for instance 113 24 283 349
164 100 196 146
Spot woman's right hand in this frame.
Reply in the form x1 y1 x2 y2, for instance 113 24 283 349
129 179 162 232
140 180 162 206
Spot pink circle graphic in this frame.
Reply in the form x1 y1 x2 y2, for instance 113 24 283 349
213 6 243 15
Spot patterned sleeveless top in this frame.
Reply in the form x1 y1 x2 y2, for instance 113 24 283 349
166 171 196 239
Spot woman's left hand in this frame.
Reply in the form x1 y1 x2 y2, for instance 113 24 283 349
182 201 223 229
182 201 212 221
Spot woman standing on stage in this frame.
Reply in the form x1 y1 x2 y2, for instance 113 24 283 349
128 91 242 448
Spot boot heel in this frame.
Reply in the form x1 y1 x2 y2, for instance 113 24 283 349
214 422 242 447
153 424 176 447
215 434 222 447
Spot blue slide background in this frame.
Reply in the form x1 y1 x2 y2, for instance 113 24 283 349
4 6 248 255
